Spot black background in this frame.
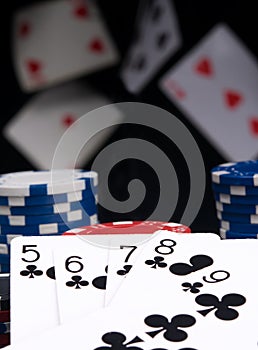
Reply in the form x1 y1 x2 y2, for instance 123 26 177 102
1 0 257 232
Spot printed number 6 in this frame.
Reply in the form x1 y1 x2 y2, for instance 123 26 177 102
65 256 84 273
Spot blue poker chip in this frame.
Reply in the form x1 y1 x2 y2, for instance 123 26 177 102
0 197 97 216
0 187 97 207
0 244 9 256
0 206 97 226
0 214 98 235
220 228 258 239
212 183 258 196
216 201 258 214
0 322 10 334
212 161 258 186
0 170 98 197
0 234 21 244
217 210 258 224
220 220 258 233
214 192 258 205
0 255 9 265
0 264 10 273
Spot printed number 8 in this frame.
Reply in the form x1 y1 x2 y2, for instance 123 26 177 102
155 239 176 255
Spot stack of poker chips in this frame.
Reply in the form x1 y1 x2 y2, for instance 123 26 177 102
211 160 258 239
0 274 10 349
0 170 99 272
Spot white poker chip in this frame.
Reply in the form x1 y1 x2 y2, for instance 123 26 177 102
0 170 98 197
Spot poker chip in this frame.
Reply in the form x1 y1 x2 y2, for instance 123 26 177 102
0 322 10 335
0 274 10 310
0 170 97 196
0 255 9 265
0 208 96 226
216 201 258 214
0 213 98 235
0 197 97 216
0 265 9 273
220 228 258 239
0 333 10 347
0 311 10 323
211 161 258 186
0 234 22 244
212 182 258 196
0 298 10 312
0 188 97 207
214 192 258 205
220 220 258 233
0 244 9 255
217 210 258 224
63 220 191 235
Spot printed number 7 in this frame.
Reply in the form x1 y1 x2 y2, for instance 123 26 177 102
120 245 137 262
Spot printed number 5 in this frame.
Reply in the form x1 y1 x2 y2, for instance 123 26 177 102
21 245 40 262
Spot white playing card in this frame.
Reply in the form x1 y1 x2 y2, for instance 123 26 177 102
120 0 182 93
10 236 60 343
3 82 123 169
104 233 154 306
53 237 110 324
12 0 119 92
159 23 258 161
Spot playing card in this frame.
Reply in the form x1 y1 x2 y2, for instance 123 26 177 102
120 0 182 93
104 233 154 306
53 237 110 324
159 23 258 161
10 236 60 343
3 82 123 169
12 0 119 92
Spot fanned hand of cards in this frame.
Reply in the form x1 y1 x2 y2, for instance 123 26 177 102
7 226 258 350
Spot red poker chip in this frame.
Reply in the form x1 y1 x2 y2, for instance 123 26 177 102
0 333 10 346
63 221 191 235
0 311 10 323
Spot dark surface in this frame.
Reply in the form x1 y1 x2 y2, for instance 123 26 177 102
1 0 257 232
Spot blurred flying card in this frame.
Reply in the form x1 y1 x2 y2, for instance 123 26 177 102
159 23 258 161
3 82 123 169
120 0 182 94
12 0 119 92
